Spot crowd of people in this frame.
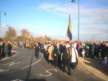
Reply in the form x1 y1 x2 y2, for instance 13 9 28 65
77 41 108 64
0 38 108 75
0 40 13 59
34 41 108 75
35 41 79 75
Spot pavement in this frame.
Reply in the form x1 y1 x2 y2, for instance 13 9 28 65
78 57 108 81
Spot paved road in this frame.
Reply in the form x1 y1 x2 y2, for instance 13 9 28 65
0 48 105 81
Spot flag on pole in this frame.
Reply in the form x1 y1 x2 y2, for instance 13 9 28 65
67 14 72 41
71 0 76 2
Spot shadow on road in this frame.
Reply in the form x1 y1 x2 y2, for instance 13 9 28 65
23 79 46 81
84 58 108 75
25 52 34 81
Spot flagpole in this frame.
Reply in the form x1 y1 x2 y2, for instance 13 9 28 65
70 0 80 41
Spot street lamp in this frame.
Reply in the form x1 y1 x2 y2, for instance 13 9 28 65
77 0 80 41
0 11 7 38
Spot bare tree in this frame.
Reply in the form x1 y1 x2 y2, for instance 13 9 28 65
5 26 17 40
21 29 31 40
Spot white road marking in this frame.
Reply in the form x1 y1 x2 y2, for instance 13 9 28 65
1 53 17 62
1 57 10 61
3 61 21 67
3 62 12 65
8 62 15 66
21 58 41 70
0 54 17 62
0 69 5 72
39 70 52 77
39 68 57 77
8 61 21 67
11 79 24 81
0 69 9 72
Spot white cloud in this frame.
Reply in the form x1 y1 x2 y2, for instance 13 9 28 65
39 3 77 15
38 3 108 40
93 0 108 3
39 3 108 22
81 28 108 34
80 8 108 23
39 3 108 31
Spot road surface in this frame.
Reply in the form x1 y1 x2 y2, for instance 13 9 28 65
0 48 105 81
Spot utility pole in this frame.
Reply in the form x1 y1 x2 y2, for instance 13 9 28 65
0 11 7 38
77 0 80 41
70 0 80 41
0 11 1 29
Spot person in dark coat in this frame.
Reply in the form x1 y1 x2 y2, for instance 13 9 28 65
1 42 6 57
89 43 95 58
58 44 63 70
35 43 40 58
53 43 59 67
59 43 67 72
66 44 72 75
7 41 12 56
94 43 100 59
85 43 90 57
4 41 9 57
0 40 3 58
101 42 106 59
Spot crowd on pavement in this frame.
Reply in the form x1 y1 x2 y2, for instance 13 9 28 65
77 41 108 65
34 41 108 75
35 41 79 75
0 39 17 59
0 38 108 75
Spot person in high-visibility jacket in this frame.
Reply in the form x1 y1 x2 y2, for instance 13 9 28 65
47 44 54 64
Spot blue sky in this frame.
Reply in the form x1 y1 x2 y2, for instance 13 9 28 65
0 0 108 40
